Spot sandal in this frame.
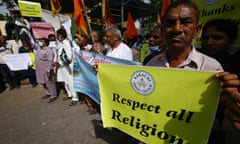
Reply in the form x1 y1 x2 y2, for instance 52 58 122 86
62 96 71 101
69 101 78 106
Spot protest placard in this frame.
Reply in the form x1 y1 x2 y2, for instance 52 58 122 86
18 0 42 17
193 0 240 48
98 64 220 144
4 53 31 71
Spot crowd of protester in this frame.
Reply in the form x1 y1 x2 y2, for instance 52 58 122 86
1 0 240 143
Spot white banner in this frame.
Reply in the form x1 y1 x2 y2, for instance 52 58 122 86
3 53 31 71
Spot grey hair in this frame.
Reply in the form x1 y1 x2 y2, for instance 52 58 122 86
105 25 122 40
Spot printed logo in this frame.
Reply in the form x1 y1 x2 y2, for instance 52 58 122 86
131 71 155 95
204 0 218 5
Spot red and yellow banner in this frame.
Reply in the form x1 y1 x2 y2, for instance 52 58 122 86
50 0 61 17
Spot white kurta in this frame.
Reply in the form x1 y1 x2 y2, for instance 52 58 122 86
56 39 77 99
106 42 133 61
56 39 73 82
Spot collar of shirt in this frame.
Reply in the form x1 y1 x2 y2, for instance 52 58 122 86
155 46 201 69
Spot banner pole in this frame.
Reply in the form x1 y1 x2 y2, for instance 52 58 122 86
81 0 92 34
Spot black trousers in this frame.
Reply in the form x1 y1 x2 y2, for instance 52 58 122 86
0 64 20 88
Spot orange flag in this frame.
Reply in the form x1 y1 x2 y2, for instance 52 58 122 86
160 0 171 21
50 0 61 17
74 0 88 35
102 0 115 27
126 12 138 39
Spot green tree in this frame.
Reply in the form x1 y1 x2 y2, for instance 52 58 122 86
138 0 164 29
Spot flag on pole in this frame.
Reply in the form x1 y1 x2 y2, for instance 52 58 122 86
126 11 138 39
102 0 115 27
160 0 171 21
50 0 61 17
74 0 88 35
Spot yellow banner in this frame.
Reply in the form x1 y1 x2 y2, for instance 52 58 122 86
18 0 42 17
193 0 240 48
98 64 220 144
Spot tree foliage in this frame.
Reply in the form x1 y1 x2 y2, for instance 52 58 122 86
136 0 163 29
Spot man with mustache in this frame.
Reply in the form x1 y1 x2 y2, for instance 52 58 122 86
146 0 240 143
143 25 165 65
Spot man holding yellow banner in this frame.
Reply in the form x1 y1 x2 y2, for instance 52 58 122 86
98 0 240 144
145 1 240 143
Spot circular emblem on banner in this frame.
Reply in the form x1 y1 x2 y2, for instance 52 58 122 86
204 0 218 5
131 71 155 95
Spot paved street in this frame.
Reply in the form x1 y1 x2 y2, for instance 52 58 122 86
0 83 123 144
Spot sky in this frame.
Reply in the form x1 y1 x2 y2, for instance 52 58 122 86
143 0 150 3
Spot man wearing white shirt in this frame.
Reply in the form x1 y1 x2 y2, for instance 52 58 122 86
102 25 133 142
55 29 77 106
105 25 133 61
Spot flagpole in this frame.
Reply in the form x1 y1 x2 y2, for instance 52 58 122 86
102 0 106 18
81 0 92 34
121 0 124 29
50 0 62 29
102 0 106 29
57 14 62 29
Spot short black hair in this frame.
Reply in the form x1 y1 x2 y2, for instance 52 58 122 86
48 34 56 39
56 28 67 39
202 19 238 42
40 37 49 46
162 0 200 23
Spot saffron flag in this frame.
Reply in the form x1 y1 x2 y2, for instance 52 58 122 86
74 0 88 35
126 12 138 39
98 64 220 144
50 0 61 17
160 0 171 21
102 0 115 27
